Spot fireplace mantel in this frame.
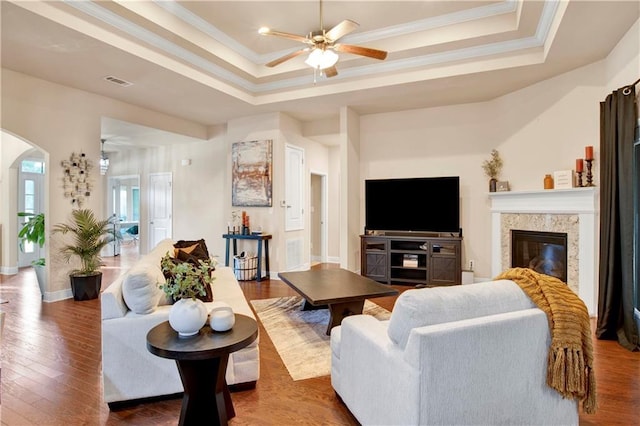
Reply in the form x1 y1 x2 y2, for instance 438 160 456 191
489 187 599 314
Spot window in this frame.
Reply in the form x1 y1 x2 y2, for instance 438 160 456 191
21 159 45 174
119 187 128 220
132 187 140 221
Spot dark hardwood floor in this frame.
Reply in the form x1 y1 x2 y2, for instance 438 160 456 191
0 245 638 425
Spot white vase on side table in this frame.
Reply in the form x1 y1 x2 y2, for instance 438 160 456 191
169 298 208 337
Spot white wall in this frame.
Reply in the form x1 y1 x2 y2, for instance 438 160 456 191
359 17 640 280
0 69 207 299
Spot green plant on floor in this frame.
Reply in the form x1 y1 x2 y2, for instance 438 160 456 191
53 209 118 276
18 212 45 266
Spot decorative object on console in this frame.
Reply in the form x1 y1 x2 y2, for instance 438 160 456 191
402 254 419 268
53 209 119 301
62 152 93 207
553 170 574 189
544 174 554 189
232 140 273 207
496 181 510 192
482 149 503 192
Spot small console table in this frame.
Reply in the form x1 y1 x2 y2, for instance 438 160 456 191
146 315 258 426
222 233 272 282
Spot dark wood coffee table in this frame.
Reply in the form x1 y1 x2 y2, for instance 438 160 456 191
146 314 258 426
278 268 398 335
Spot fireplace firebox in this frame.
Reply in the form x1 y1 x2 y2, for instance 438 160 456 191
511 229 568 282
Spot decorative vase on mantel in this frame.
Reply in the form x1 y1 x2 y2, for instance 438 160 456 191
489 178 498 193
169 298 208 337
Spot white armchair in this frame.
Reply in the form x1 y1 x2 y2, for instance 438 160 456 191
330 280 578 425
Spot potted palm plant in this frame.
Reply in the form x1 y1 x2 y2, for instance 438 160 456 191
53 209 118 301
18 212 46 297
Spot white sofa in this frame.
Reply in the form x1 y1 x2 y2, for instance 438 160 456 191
330 279 579 426
101 238 259 406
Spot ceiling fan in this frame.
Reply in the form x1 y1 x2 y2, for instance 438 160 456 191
258 0 388 78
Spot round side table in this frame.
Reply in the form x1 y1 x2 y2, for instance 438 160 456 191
146 314 258 426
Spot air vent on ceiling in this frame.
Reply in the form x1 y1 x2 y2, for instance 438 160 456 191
104 75 133 87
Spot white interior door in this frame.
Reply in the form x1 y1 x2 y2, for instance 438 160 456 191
148 172 172 248
18 159 44 267
285 144 304 231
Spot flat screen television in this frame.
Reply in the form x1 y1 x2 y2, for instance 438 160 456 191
365 176 460 234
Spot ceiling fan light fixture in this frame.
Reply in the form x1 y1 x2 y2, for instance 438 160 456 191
305 48 338 70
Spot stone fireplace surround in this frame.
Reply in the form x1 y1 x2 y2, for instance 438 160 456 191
489 187 598 315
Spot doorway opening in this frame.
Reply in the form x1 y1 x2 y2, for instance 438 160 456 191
108 175 140 257
18 156 45 267
310 172 327 266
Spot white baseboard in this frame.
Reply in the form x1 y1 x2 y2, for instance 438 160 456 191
43 288 73 303
0 266 18 275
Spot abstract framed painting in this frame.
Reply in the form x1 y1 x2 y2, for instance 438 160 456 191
232 140 273 207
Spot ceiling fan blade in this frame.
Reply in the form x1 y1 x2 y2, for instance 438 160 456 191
334 44 388 60
323 66 338 78
259 27 310 44
265 49 307 67
325 19 359 42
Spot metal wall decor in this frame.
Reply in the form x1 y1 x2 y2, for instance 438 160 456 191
62 152 93 207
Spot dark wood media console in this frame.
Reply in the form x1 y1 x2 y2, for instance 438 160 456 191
361 233 462 287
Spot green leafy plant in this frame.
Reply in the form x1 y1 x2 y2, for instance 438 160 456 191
482 149 503 180
18 212 45 266
160 254 215 301
52 209 118 276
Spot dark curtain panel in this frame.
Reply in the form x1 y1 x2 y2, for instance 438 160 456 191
596 84 639 351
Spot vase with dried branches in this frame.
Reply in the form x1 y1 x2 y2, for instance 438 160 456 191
482 149 503 192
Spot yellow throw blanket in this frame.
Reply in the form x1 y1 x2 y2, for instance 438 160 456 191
495 267 597 414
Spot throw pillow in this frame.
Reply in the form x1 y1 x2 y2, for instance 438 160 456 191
174 239 210 260
174 243 199 259
122 262 166 314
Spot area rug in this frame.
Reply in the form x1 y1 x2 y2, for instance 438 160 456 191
251 296 391 381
